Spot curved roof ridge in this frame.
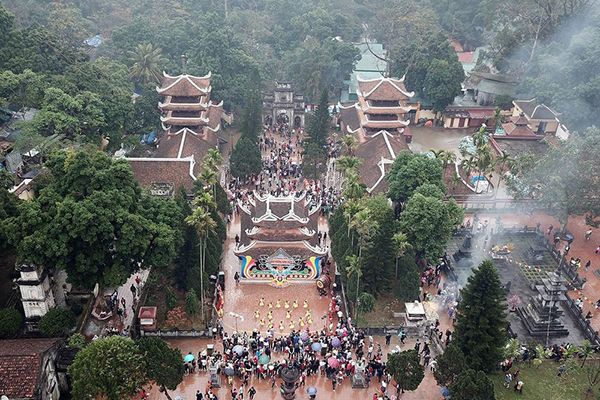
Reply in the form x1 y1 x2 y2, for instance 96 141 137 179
162 71 212 80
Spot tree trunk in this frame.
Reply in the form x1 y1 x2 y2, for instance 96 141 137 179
395 256 399 279
162 385 173 400
200 238 205 319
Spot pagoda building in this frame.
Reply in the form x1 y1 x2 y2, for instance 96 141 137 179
338 76 414 194
235 193 326 287
124 71 224 197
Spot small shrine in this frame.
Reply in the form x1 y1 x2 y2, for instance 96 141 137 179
517 272 569 337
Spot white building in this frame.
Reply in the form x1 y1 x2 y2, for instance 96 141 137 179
16 264 56 329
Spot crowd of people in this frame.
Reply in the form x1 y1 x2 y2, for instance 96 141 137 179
184 311 413 400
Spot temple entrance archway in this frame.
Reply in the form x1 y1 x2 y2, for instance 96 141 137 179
294 115 302 129
276 112 289 125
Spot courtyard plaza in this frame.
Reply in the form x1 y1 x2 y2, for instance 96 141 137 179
146 336 440 400
466 212 600 332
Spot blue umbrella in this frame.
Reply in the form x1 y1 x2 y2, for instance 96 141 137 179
311 342 322 352
233 345 245 355
307 386 317 396
259 354 270 365
331 337 341 348
440 386 451 399
183 353 195 363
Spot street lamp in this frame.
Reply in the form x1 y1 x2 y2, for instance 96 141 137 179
228 311 244 333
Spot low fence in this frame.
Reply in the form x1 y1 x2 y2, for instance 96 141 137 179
451 197 541 212
563 296 600 346
141 329 212 338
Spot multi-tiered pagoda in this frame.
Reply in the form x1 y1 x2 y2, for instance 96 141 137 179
235 193 327 287
338 76 415 193
125 71 224 197
157 71 223 137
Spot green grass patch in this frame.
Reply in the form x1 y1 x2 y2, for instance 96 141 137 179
490 360 597 400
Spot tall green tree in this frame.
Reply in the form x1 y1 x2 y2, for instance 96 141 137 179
449 369 496 400
387 151 445 203
39 308 75 337
5 150 183 289
454 260 508 372
424 58 464 112
307 89 330 146
69 336 148 400
137 337 184 400
185 204 217 319
229 136 262 179
387 349 425 393
399 193 463 261
433 343 467 387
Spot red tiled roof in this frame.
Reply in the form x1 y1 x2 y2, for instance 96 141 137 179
339 104 361 132
355 132 409 192
0 339 60 399
358 78 413 101
157 73 211 97
457 51 474 64
127 158 196 192
500 122 538 139
511 115 529 126
206 102 224 131
468 108 496 119
155 130 218 164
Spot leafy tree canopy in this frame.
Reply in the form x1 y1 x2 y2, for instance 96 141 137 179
387 349 425 392
69 336 148 400
449 368 497 400
399 193 463 261
388 151 445 203
0 308 22 338
5 150 183 289
39 308 76 337
137 337 184 394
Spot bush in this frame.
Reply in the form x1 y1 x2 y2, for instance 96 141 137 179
0 308 23 338
185 289 199 316
394 253 420 302
165 286 177 310
357 293 376 313
39 308 76 337
68 333 87 349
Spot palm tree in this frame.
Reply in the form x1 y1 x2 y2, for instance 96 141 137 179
494 152 513 198
342 170 365 200
342 134 357 156
474 144 495 192
199 166 218 199
430 149 445 159
343 199 364 241
392 232 412 278
580 340 594 367
460 157 477 181
129 43 165 85
441 151 457 170
492 107 504 132
351 209 379 260
346 254 363 315
450 172 462 190
206 148 223 172
337 155 361 177
185 208 217 319
193 191 215 212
